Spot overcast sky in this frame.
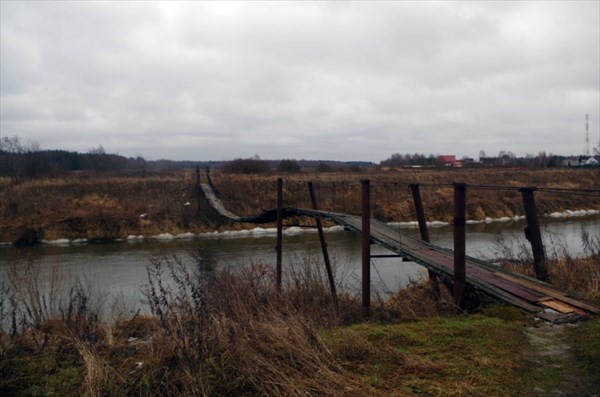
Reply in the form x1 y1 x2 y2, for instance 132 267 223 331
1 1 599 162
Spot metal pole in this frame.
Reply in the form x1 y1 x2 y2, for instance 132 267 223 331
453 183 467 309
276 178 283 291
308 182 338 308
409 184 440 299
361 179 371 317
519 187 548 282
409 184 430 242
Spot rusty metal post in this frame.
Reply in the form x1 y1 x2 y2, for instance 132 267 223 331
276 178 283 291
519 187 548 282
453 183 467 309
409 183 440 299
361 179 371 317
308 182 338 308
409 184 430 242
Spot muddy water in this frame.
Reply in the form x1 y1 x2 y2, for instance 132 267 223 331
0 216 598 306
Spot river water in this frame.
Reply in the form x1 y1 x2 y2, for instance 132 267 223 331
1 215 598 308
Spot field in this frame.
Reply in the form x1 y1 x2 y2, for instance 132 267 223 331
1 168 598 244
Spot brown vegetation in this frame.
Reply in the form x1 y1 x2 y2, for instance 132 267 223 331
1 168 598 244
0 255 457 396
501 230 600 304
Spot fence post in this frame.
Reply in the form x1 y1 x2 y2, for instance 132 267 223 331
453 183 467 309
519 187 548 281
276 178 283 291
361 179 371 317
308 182 338 309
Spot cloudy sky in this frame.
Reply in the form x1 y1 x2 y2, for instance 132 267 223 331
1 1 599 162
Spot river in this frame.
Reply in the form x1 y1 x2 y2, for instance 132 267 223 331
1 214 598 308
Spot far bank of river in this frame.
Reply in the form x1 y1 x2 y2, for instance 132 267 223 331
1 214 598 311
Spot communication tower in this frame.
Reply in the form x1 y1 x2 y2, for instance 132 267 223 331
585 114 589 156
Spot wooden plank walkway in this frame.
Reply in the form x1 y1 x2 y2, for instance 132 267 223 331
200 182 599 323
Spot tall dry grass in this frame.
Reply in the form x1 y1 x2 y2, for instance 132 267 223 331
2 253 450 396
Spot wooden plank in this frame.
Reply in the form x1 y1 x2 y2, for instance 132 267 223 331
475 272 544 303
493 272 600 314
466 279 543 312
540 299 586 315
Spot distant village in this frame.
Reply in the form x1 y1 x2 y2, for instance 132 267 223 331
379 152 600 170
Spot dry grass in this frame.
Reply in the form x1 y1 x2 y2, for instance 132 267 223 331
1 168 598 243
0 251 515 397
0 256 373 396
210 168 600 222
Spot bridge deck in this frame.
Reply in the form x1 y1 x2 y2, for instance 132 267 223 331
200 182 599 323
309 209 598 322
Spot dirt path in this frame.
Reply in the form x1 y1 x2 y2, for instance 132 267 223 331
524 321 598 396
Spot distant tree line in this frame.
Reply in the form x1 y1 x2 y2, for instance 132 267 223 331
222 157 271 174
221 156 369 174
0 136 147 183
381 150 599 169
380 153 438 167
0 136 375 182
478 150 598 168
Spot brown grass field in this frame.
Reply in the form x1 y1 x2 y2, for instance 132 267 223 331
0 168 598 243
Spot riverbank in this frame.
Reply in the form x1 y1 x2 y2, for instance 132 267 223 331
3 209 597 247
1 258 598 396
1 168 598 244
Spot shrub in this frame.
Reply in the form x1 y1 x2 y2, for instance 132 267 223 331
277 159 301 173
222 158 271 174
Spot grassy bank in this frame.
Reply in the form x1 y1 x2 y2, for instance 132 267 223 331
1 255 599 396
1 168 599 243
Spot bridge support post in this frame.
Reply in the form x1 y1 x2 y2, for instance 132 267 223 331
453 183 467 309
409 184 441 299
409 184 430 243
519 187 548 282
276 178 283 292
308 182 338 309
361 179 371 317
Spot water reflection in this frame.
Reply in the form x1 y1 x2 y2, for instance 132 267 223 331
1 216 598 308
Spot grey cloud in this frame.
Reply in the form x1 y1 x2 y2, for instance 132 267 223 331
1 1 598 161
